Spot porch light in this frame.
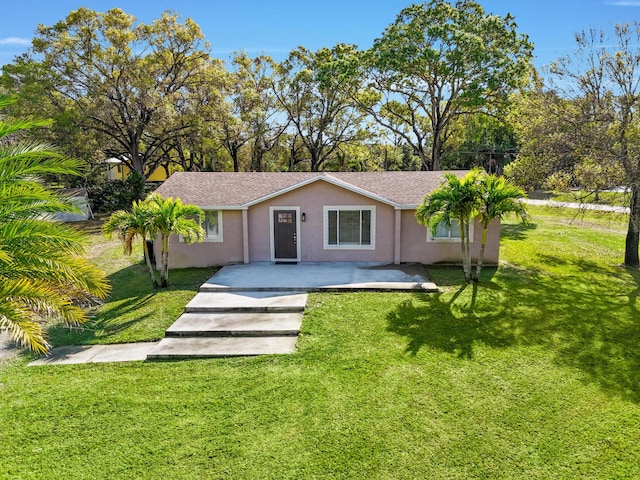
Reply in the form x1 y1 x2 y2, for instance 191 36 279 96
301 213 306 222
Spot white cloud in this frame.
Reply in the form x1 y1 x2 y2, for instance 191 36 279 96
606 1 640 5
0 37 31 46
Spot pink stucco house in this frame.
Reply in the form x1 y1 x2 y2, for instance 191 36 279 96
153 171 500 268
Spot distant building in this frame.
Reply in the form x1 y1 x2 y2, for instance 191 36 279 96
103 157 169 182
51 188 93 222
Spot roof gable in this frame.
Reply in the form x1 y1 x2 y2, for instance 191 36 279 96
243 174 405 208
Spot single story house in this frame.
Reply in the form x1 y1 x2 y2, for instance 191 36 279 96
153 171 500 268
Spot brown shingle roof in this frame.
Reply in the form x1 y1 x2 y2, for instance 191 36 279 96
154 171 468 208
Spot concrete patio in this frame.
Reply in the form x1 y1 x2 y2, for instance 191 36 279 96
201 262 438 292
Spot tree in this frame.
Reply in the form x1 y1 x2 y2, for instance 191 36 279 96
273 45 369 171
234 53 288 172
209 53 288 172
416 170 483 282
516 23 640 266
364 0 533 171
555 24 640 267
103 194 204 288
0 96 109 354
475 174 528 280
505 88 582 190
5 8 216 182
0 61 103 180
442 114 519 173
161 62 228 173
506 85 625 194
145 194 204 287
102 200 159 288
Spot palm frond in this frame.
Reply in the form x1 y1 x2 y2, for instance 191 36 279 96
0 103 109 353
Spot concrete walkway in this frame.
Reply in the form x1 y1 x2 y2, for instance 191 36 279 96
146 290 306 359
523 198 629 214
29 343 156 366
28 262 436 366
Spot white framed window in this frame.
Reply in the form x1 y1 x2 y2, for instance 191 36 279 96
324 206 375 250
426 219 473 243
180 210 223 242
202 210 223 242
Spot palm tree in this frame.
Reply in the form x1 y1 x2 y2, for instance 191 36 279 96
145 194 204 287
102 200 159 288
416 169 483 283
0 96 109 354
474 174 528 281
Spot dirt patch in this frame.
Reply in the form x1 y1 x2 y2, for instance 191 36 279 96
0 332 18 362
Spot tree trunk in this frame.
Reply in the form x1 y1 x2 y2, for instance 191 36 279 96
250 146 264 172
127 141 151 182
460 219 472 283
431 129 444 171
310 150 321 172
142 238 159 288
160 234 170 288
474 225 489 282
232 149 240 173
432 147 441 171
418 149 431 171
624 184 640 267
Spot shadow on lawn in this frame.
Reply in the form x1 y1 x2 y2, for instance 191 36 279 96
387 263 640 402
387 282 509 361
47 264 157 345
426 265 498 287
47 264 216 346
500 221 537 241
48 296 154 344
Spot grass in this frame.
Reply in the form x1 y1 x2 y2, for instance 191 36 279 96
1 207 639 479
47 218 216 346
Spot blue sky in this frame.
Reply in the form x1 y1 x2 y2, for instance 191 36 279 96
0 0 638 70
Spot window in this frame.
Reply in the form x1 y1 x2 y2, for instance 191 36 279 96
427 219 473 243
277 212 294 224
324 206 375 249
180 210 223 242
202 210 223 242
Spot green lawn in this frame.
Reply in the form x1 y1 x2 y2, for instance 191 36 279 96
47 218 216 346
1 207 639 479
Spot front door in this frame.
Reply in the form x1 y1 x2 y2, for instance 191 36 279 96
273 209 298 261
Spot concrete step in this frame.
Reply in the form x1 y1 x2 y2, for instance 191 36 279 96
313 282 439 292
184 291 307 313
165 312 302 337
200 285 309 293
146 336 298 359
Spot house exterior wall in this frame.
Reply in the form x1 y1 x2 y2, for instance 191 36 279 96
399 210 501 265
163 209 244 268
248 181 396 262
107 163 169 182
161 180 502 268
